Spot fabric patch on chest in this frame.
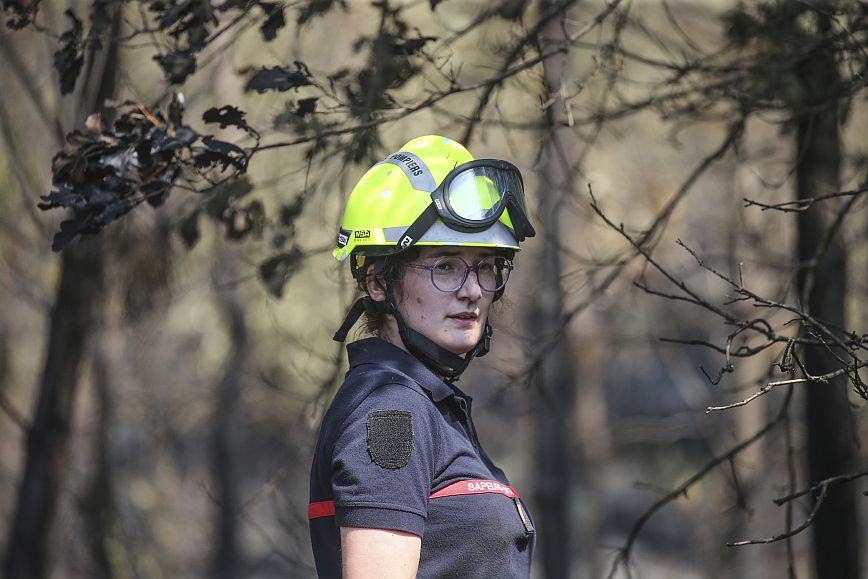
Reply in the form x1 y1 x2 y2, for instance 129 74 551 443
366 410 413 469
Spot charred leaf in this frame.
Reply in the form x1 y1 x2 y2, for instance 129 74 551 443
391 36 436 56
246 63 313 93
297 0 347 25
259 248 302 298
2 0 40 28
154 51 197 84
195 136 248 171
259 2 285 41
54 9 84 94
202 105 259 137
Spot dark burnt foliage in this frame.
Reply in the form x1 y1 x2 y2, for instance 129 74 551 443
722 1 867 112
2 0 289 88
12 0 439 273
245 62 314 93
53 9 84 95
202 105 259 137
259 247 303 298
258 1 285 41
2 0 40 28
296 0 347 25
148 0 287 84
39 97 252 251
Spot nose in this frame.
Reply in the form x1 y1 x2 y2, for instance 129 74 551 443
456 267 483 301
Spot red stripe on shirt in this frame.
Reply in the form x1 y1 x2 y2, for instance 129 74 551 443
308 500 336 519
308 479 520 520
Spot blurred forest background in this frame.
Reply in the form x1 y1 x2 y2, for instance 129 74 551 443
0 0 866 578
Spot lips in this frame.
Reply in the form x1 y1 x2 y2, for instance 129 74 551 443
448 312 479 328
449 312 478 320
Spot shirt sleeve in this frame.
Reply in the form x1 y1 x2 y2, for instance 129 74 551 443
330 382 439 537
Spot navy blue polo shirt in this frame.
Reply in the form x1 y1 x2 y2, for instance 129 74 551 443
308 338 534 578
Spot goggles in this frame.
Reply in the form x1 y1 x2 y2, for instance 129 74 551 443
396 159 536 250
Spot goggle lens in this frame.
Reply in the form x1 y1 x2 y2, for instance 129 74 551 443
445 165 522 222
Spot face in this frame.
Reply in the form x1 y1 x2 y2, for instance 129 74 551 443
383 246 497 356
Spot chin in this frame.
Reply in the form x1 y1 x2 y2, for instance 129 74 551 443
442 334 481 356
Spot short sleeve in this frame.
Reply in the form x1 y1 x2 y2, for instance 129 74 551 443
330 382 438 537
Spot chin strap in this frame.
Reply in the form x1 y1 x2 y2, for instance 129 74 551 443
390 304 491 382
332 296 385 342
332 291 492 382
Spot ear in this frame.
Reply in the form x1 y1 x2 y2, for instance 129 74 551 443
365 264 387 302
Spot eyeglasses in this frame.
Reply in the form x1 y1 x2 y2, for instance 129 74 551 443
406 255 513 293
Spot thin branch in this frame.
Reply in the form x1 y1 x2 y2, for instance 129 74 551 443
0 390 29 430
706 358 868 412
743 185 868 213
728 485 829 546
461 0 624 143
252 45 566 156
773 469 868 506
605 386 793 578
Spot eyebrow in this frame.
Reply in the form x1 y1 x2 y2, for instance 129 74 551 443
427 249 460 257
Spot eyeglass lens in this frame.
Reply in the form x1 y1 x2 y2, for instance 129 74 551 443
429 256 511 292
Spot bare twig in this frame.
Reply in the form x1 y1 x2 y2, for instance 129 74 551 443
605 387 793 578
707 359 868 412
743 185 868 213
728 485 828 546
773 469 868 507
462 0 624 143
0 390 29 430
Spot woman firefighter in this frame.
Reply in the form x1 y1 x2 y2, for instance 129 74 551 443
308 135 536 578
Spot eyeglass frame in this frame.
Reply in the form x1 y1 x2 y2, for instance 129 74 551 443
405 255 514 293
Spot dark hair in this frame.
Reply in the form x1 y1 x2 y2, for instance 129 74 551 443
355 248 421 337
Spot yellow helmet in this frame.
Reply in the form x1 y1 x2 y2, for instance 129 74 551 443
333 135 533 264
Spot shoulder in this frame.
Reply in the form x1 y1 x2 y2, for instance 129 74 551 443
346 380 438 430
322 364 439 436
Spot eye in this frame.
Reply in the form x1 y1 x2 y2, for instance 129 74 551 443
477 260 495 273
433 258 456 273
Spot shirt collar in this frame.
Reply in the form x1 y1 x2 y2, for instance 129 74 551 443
347 338 459 404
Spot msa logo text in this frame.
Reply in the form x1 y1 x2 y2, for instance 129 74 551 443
355 230 371 239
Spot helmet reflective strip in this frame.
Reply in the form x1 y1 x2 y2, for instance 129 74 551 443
381 221 519 248
378 151 437 193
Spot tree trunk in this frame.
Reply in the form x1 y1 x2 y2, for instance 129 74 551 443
3 237 105 579
794 11 861 579
211 255 249 579
84 346 117 579
529 3 578 577
3 4 120 577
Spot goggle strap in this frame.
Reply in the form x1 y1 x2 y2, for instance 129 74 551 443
505 199 535 241
396 202 439 251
